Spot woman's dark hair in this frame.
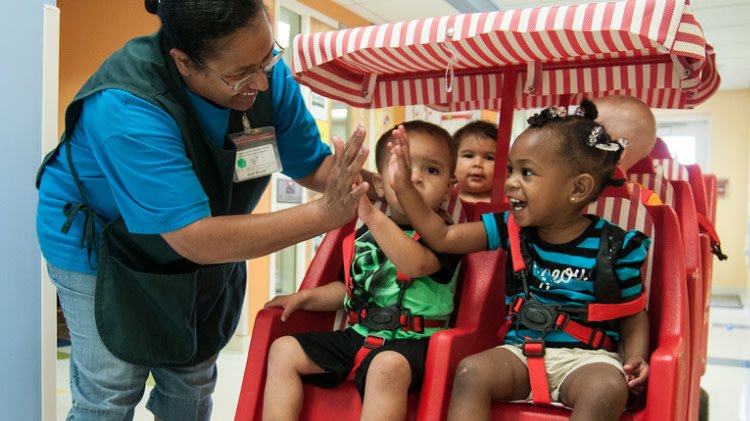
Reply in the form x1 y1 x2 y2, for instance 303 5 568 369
375 120 457 174
144 0 267 62
453 120 498 148
526 100 625 202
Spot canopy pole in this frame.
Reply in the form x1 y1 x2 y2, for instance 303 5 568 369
491 67 517 205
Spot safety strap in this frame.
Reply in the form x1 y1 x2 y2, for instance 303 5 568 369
522 340 551 405
507 296 617 352
505 214 644 405
346 335 387 381
696 213 728 260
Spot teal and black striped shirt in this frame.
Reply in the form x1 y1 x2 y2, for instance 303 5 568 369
482 212 651 349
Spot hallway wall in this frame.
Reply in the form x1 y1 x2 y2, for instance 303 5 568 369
0 1 57 418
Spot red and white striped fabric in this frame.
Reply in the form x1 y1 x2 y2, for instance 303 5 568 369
653 158 690 180
292 0 718 111
630 168 676 207
585 186 655 300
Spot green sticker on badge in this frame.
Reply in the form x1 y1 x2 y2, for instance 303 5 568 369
238 158 247 168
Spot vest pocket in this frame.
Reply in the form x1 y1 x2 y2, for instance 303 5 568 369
95 254 199 366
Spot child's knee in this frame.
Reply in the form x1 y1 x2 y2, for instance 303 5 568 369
367 351 411 385
575 370 628 407
453 355 485 390
592 373 628 401
267 336 300 368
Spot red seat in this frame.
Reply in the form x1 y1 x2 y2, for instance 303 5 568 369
628 157 704 421
234 195 509 421
477 183 691 421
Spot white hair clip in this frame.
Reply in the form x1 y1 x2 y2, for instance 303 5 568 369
586 125 603 146
545 106 567 118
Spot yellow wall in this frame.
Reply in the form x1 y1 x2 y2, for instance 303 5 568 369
654 89 750 290
58 0 159 137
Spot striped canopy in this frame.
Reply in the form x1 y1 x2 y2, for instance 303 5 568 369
291 0 719 111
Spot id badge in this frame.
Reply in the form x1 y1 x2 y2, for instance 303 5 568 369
229 124 282 182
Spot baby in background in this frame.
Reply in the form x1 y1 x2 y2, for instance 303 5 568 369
453 120 498 203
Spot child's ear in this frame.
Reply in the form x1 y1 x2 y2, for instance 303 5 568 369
372 173 386 198
569 173 596 204
444 177 457 202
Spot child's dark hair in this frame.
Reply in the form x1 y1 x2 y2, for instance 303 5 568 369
144 0 267 62
375 120 457 174
526 99 626 202
453 120 498 147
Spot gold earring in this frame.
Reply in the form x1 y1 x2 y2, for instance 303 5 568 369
570 196 576 202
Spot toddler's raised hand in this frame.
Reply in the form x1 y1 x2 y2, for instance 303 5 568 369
357 193 377 224
388 125 413 191
622 355 650 395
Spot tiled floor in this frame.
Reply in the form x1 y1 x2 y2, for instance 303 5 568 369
56 336 250 421
56 298 750 420
701 301 750 421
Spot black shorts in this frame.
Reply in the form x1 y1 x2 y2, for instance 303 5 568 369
291 328 429 398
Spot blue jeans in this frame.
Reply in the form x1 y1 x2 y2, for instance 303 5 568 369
49 263 218 421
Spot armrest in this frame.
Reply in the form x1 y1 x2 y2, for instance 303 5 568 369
235 308 339 420
640 336 689 421
417 327 500 421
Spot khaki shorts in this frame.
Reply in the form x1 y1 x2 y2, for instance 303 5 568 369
500 344 624 403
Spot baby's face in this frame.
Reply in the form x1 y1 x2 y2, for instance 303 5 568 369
380 132 454 223
455 135 496 199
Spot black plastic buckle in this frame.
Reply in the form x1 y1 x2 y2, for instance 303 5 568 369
522 339 546 358
517 299 556 333
359 305 401 331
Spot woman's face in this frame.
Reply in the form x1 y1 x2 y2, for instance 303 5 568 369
178 16 276 111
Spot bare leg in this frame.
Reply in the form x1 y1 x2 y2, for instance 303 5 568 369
448 348 530 421
263 336 327 421
360 351 412 421
559 363 628 421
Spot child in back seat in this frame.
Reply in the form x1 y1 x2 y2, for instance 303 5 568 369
262 120 461 421
389 100 651 421
453 120 498 204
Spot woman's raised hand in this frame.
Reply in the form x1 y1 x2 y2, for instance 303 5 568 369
322 125 370 225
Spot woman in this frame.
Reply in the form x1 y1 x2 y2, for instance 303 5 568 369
36 0 369 419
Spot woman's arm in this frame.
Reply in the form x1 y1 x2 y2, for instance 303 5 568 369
162 129 369 264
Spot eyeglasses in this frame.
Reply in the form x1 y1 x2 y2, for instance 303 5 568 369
194 39 285 93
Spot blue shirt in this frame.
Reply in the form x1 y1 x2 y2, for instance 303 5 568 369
37 59 330 274
482 212 650 348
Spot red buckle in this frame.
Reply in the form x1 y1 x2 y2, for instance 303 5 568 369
522 340 546 358
588 328 606 348
364 335 386 349
412 316 424 333
510 296 525 316
554 313 569 330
